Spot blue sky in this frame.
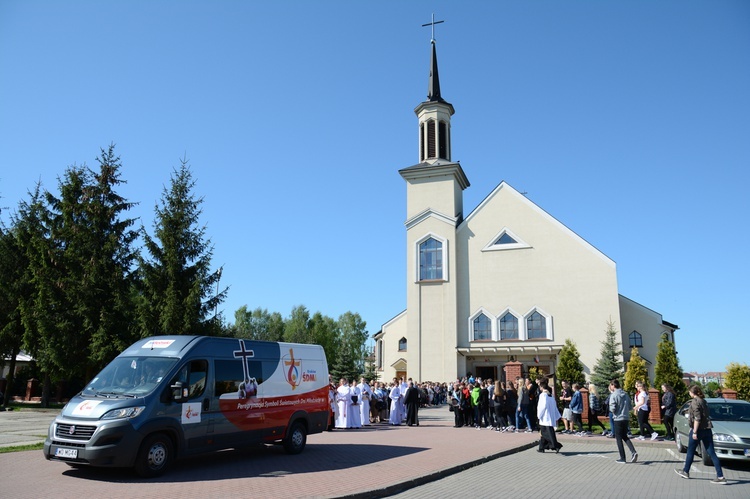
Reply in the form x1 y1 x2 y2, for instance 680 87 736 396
1 1 748 374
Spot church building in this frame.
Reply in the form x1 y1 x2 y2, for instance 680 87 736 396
374 38 678 384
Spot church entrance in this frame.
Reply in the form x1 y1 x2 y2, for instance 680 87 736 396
474 366 497 381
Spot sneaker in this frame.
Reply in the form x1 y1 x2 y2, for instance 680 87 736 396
525 429 532 433
651 432 659 441
711 477 727 485
615 459 626 464
637 435 646 440
630 452 638 463
674 469 689 479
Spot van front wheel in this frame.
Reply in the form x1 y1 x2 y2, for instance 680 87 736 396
134 433 173 478
283 421 307 454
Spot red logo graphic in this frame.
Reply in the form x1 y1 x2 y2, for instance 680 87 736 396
283 348 301 390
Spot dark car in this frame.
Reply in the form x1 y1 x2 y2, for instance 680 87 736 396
673 397 750 465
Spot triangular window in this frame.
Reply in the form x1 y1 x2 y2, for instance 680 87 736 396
495 233 517 245
483 228 531 252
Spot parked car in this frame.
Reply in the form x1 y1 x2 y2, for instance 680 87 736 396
673 397 750 465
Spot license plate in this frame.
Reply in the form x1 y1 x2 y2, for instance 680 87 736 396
55 448 78 459
745 449 750 457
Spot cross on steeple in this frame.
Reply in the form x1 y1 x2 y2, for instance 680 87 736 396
422 13 444 43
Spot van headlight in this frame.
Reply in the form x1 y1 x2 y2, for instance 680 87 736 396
713 433 736 443
101 406 146 420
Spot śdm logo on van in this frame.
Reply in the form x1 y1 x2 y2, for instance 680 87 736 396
283 349 301 390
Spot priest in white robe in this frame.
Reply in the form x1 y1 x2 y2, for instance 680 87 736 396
349 380 362 428
358 377 373 426
389 382 402 425
335 378 351 429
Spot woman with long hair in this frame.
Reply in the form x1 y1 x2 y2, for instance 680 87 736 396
674 385 726 484
634 381 658 440
493 380 507 431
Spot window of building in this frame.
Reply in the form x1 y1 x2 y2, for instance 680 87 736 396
427 120 436 158
438 121 448 159
499 312 519 340
398 337 407 351
629 331 643 348
482 227 531 252
419 237 443 280
472 313 492 341
377 340 383 369
526 311 547 339
420 123 425 162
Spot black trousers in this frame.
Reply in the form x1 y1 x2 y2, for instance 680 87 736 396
539 425 562 451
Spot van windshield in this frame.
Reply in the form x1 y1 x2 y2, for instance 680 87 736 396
82 357 178 398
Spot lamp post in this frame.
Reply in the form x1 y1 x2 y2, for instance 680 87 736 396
214 267 223 323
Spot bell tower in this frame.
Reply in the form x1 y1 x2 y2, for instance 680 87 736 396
398 20 469 382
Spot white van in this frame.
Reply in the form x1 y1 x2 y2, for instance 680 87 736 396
43 336 330 476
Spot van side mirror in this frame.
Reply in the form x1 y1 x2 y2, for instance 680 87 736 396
171 381 184 402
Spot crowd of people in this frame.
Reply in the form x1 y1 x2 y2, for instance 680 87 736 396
328 376 449 429
326 373 726 484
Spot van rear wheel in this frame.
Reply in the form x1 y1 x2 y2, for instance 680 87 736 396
134 433 173 478
283 421 307 454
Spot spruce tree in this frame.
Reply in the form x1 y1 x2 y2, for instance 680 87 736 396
138 158 227 336
556 338 585 386
654 332 687 403
0 222 26 406
591 320 624 397
624 347 649 393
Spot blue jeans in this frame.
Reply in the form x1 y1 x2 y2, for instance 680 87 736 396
516 405 532 430
683 428 723 477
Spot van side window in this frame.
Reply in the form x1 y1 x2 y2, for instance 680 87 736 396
173 360 208 399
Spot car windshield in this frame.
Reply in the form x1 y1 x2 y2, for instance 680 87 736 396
82 357 178 398
709 402 750 422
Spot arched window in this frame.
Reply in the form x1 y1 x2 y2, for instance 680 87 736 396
526 311 547 339
629 331 643 348
398 337 407 351
419 237 443 280
499 312 519 340
472 313 492 341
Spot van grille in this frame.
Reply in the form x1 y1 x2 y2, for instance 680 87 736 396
56 423 97 441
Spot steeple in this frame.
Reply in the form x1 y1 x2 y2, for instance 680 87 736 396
428 40 445 103
414 37 454 164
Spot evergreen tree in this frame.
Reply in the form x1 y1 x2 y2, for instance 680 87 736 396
654 332 688 403
590 320 624 397
624 347 649 394
330 346 359 383
0 221 26 406
556 338 585 386
82 146 140 375
725 362 750 401
17 183 61 406
138 158 227 336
